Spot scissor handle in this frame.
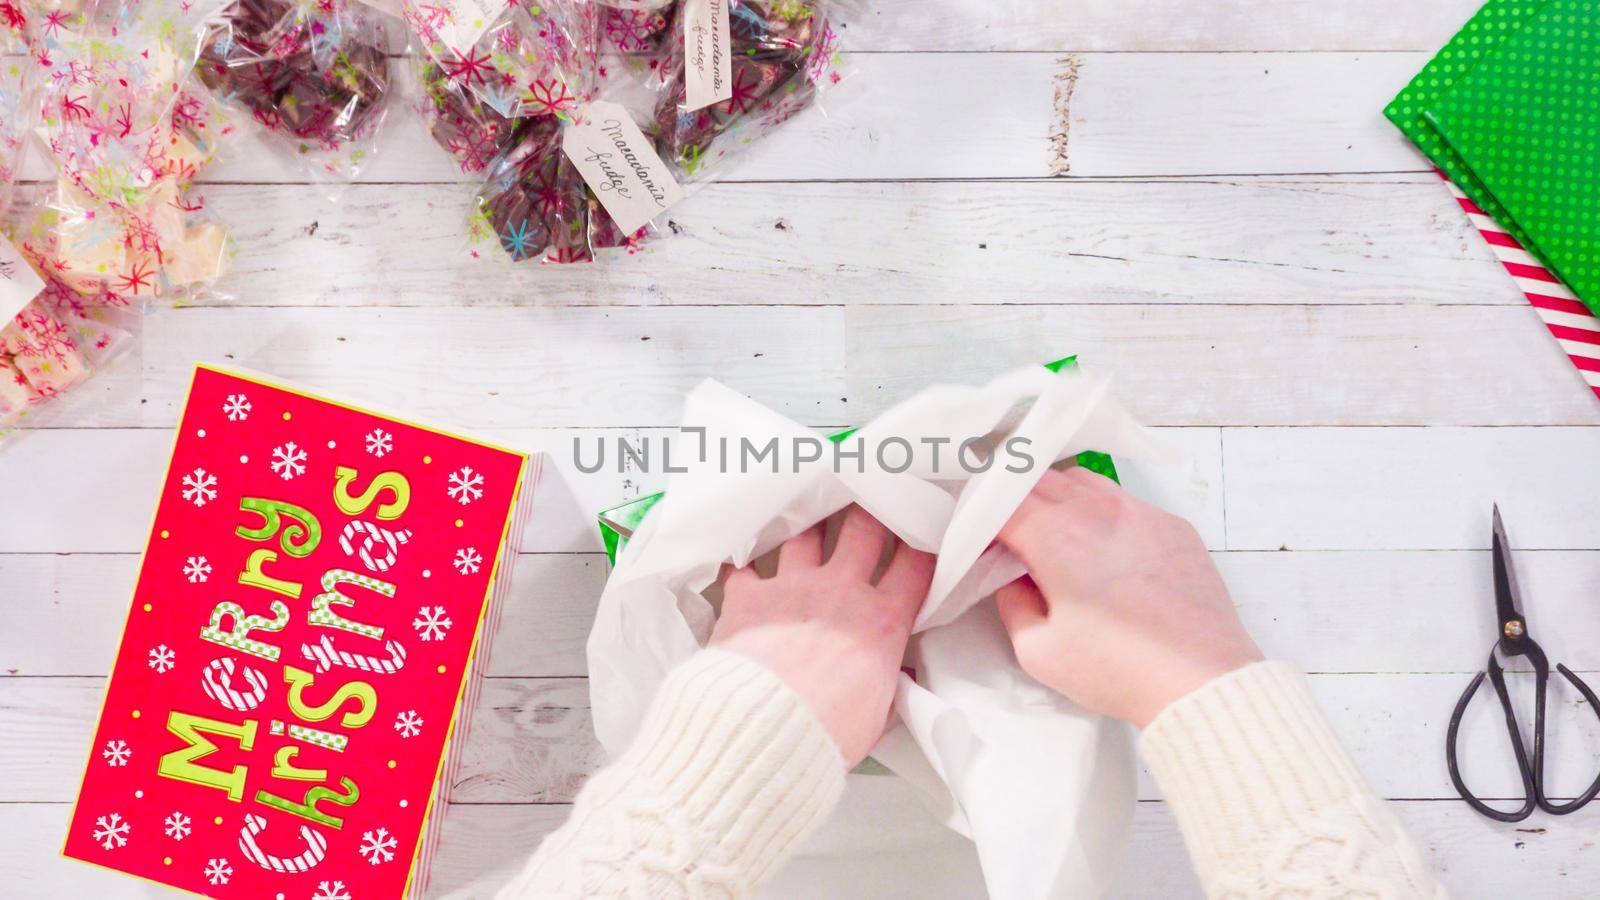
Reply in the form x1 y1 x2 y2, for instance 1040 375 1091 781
1534 664 1600 815
1446 651 1538 822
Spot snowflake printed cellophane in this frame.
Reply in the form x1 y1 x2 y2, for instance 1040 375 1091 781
0 1 229 434
195 0 395 186
0 4 33 219
28 0 235 304
651 0 852 183
403 0 601 121
0 245 139 433
598 1 672 55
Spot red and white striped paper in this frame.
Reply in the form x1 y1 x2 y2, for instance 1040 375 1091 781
1442 175 1600 401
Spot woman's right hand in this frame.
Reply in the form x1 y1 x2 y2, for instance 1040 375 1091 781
996 467 1263 728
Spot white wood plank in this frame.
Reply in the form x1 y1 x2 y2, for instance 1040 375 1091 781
1068 53 1426 177
0 422 1225 550
181 177 1521 308
1227 550 1600 673
1111 800 1600 900
20 303 1596 431
1225 428 1600 551
843 1 1489 52
135 307 848 429
845 305 1600 427
9 671 1597 804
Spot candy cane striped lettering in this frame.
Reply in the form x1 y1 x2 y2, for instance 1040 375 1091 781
200 657 270 712
300 633 407 676
237 813 328 873
337 521 412 574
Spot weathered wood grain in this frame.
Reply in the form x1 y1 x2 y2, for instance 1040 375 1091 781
233 53 1431 182
843 1 1487 52
1225 428 1600 550
844 305 1600 427
180 178 1518 308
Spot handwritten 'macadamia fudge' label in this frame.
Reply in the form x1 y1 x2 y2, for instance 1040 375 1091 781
562 101 686 235
0 233 45 325
683 0 733 112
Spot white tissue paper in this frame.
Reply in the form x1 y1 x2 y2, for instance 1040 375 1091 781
586 364 1188 898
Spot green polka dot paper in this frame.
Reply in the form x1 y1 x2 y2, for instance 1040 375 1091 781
1384 0 1548 251
1425 0 1600 315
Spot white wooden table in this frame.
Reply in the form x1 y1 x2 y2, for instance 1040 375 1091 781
7 1 1600 896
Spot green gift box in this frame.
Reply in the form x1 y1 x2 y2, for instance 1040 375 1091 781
597 356 1119 564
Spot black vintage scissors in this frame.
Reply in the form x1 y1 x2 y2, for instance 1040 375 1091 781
1445 506 1600 822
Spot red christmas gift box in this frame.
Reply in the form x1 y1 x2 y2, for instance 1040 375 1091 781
64 365 539 898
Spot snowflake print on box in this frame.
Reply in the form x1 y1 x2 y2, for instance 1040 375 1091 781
315 880 354 900
205 857 232 886
453 547 482 575
147 645 176 674
413 606 453 642
164 812 191 841
64 365 538 898
447 465 485 504
223 394 251 421
360 827 397 865
182 555 212 584
271 441 308 480
93 813 129 850
180 468 217 507
366 428 393 457
394 710 424 739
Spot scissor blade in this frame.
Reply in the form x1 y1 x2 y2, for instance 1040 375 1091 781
1493 504 1526 632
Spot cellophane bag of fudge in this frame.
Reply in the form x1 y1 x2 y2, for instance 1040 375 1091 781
29 0 236 304
0 203 142 435
464 0 856 264
403 0 601 120
414 32 647 266
462 109 648 263
598 0 674 55
0 6 33 220
649 0 854 184
197 0 397 188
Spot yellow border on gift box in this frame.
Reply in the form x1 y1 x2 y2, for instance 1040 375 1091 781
60 362 533 900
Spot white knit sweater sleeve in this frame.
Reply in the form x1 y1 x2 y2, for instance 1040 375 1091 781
497 649 846 900
1140 661 1446 899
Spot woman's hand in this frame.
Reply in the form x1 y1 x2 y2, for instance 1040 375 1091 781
711 506 935 766
996 467 1263 728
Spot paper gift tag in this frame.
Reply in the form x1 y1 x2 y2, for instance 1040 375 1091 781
0 232 45 325
683 0 733 112
562 101 685 234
